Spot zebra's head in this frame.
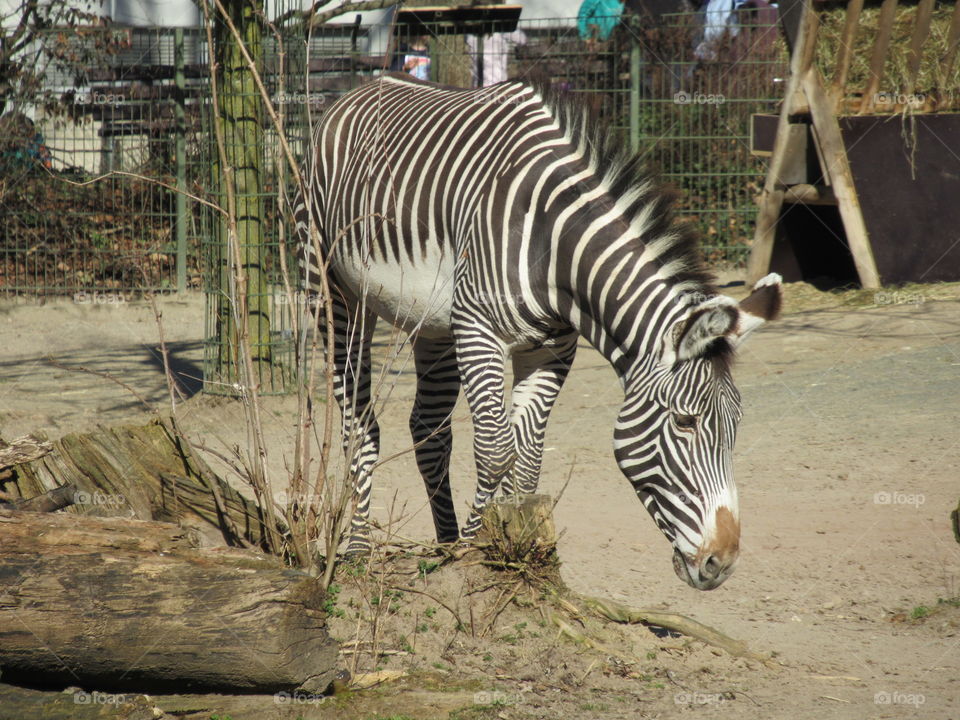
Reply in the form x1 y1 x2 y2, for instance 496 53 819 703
614 274 782 590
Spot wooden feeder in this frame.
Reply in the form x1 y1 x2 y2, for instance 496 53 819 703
747 0 960 288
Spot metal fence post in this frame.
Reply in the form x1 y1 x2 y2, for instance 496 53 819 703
174 27 188 293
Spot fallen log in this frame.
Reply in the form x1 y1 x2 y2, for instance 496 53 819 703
0 419 268 547
0 511 338 693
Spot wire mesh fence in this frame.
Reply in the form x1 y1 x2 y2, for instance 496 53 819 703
1 8 788 392
0 26 210 294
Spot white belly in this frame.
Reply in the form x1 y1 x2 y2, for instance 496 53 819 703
334 247 456 338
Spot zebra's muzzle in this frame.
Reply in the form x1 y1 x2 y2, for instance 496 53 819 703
672 548 734 591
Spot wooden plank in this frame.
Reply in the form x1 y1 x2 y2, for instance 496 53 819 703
859 0 899 115
802 69 881 288
829 0 864 109
748 0 817 284
943 0 960 80
904 0 935 99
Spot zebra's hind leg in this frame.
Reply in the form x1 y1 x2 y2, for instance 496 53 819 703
503 333 579 496
326 293 380 558
453 325 514 539
410 337 461 544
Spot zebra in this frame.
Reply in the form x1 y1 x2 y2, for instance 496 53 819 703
294 73 782 590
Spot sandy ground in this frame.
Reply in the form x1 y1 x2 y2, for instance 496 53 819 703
1 279 958 719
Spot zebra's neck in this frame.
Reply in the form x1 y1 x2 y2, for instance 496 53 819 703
547 208 706 381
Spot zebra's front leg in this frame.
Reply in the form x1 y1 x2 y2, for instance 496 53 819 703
454 327 514 539
410 337 461 544
503 334 578 496
326 295 380 558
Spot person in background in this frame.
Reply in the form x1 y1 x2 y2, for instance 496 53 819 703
466 29 527 87
0 113 52 172
400 35 431 81
577 0 625 42
695 0 753 60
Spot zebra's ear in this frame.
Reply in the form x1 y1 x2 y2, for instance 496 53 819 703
730 273 782 347
664 296 740 364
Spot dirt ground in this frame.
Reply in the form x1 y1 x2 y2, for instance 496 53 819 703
1 277 958 720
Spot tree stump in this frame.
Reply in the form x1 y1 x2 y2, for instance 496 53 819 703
479 494 561 582
0 511 338 693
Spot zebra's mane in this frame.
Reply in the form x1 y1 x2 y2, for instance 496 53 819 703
532 84 735 368
530 84 715 289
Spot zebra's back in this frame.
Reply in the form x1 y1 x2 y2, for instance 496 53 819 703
303 74 564 338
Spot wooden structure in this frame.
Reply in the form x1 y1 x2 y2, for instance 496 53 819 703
748 0 960 288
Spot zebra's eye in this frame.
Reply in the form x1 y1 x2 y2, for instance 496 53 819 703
672 413 698 431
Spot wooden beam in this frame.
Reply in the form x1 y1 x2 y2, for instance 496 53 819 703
943 0 960 80
829 0 864 110
802 69 881 288
904 0 935 99
859 0 899 115
747 0 817 285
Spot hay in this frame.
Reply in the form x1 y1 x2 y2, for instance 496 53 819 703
815 4 960 111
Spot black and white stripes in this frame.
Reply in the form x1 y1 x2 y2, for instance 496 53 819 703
295 74 782 589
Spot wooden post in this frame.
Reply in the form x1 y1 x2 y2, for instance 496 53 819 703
940 0 960 80
747 0 817 285
801 68 881 288
904 0 935 100
858 0 899 115
829 0 863 109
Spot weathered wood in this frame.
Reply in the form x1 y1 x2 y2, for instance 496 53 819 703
0 483 76 512
0 434 52 469
0 420 268 548
904 0 935 99
828 0 863 109
747 0 816 285
802 67 881 288
943 1 960 80
859 0 899 115
480 493 558 567
0 512 338 693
